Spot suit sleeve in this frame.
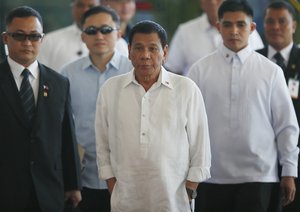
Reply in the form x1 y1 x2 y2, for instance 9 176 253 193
61 79 82 191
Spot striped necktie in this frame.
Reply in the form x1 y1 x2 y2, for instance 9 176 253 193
20 69 35 123
274 52 286 72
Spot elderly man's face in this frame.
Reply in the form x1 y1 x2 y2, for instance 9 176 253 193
129 32 167 80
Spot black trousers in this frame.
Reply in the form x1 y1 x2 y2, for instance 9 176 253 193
195 182 275 212
77 187 110 212
267 182 281 212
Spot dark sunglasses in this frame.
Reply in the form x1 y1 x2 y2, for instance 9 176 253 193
6 32 44 41
83 26 118 35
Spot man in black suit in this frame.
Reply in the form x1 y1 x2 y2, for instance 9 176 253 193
0 6 81 212
257 1 300 212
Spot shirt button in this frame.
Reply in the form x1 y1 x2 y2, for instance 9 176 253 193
142 133 146 136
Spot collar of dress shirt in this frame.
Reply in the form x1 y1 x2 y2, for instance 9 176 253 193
268 42 293 63
219 44 253 65
8 56 39 80
108 51 124 71
124 66 173 90
84 51 122 72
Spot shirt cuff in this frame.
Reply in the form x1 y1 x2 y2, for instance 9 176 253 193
100 165 115 180
282 164 298 178
187 166 211 182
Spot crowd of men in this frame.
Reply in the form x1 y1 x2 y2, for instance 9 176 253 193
0 0 299 212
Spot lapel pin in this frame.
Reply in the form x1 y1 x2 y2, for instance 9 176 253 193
43 85 49 97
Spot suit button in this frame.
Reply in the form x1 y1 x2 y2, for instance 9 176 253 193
30 161 35 165
30 139 35 143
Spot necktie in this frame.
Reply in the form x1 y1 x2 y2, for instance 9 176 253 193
20 69 35 123
274 52 286 72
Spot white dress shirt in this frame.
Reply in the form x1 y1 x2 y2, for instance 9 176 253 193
8 56 39 104
188 44 299 184
95 67 211 211
38 24 89 71
166 14 264 75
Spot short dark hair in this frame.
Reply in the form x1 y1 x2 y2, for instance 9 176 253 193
128 20 168 48
5 6 43 28
80 6 120 29
265 1 296 20
218 0 254 20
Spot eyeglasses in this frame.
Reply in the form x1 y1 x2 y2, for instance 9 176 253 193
6 32 44 42
83 26 118 35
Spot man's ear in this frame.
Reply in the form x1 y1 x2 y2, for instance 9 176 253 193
81 32 85 42
117 30 121 40
40 34 45 43
216 21 221 33
292 20 297 34
128 44 131 60
163 44 168 63
250 22 256 34
2 32 8 44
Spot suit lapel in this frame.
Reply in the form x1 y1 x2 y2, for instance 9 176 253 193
0 60 30 128
259 45 300 81
32 63 52 130
258 47 268 57
287 45 300 78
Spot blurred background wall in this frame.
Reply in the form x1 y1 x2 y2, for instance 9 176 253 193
1 0 300 61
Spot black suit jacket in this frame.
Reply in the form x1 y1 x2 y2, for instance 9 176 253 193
0 60 81 212
257 45 300 137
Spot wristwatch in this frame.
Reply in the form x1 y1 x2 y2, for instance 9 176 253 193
186 187 197 199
